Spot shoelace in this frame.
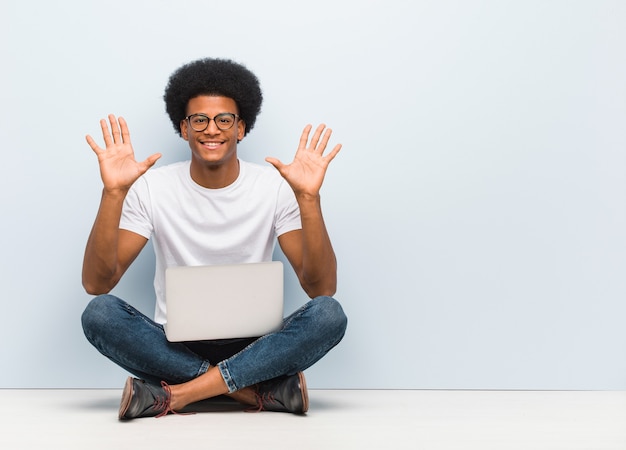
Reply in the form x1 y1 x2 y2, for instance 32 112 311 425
152 381 195 418
154 381 175 418
246 391 281 413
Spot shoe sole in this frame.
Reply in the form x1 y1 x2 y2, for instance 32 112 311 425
298 372 309 413
118 376 134 420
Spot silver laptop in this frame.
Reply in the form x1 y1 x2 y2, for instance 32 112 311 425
164 261 284 342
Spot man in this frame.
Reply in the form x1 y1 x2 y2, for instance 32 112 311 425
81 58 347 420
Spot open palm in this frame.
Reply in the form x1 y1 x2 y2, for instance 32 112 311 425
266 124 341 197
86 115 161 191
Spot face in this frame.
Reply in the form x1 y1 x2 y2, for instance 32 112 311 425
180 95 245 169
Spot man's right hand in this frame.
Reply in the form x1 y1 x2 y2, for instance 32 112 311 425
86 114 161 192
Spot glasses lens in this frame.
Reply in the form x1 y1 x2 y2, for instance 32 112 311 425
215 113 235 130
189 114 208 131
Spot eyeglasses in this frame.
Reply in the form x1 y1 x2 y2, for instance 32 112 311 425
185 113 239 131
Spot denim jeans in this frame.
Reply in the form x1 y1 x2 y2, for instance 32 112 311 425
81 294 347 392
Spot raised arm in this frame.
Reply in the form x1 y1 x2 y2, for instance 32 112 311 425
82 115 161 295
267 124 341 298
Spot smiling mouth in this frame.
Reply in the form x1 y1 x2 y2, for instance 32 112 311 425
201 141 223 149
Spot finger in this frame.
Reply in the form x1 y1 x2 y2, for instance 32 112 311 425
119 116 131 144
298 124 313 150
85 135 103 154
139 153 162 171
265 156 284 171
100 118 113 147
315 127 334 154
109 114 122 144
307 124 326 150
323 143 342 163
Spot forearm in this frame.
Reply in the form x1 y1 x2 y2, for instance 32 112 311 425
82 189 127 294
297 193 337 297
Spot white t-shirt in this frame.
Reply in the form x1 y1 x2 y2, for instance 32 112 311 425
119 159 302 324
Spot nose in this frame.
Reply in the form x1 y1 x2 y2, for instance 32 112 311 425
203 118 220 134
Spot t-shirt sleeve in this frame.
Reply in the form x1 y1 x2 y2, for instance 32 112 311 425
119 177 153 239
275 179 301 237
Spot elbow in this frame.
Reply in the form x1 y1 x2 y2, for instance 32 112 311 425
302 278 337 299
82 275 113 296
298 262 337 298
82 265 118 296
82 282 110 297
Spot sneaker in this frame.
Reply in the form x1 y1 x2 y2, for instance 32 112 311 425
118 377 175 420
254 372 309 414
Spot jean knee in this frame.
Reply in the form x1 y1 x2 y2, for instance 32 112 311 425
313 296 348 339
81 294 121 338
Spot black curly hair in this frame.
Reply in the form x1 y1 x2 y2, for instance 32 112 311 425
163 58 263 137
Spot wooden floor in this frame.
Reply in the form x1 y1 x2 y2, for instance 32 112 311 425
1 389 625 449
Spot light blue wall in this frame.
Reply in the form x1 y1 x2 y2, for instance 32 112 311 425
1 0 625 389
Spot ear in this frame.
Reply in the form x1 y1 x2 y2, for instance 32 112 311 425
180 119 189 140
237 119 246 142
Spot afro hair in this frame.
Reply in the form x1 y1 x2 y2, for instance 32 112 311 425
163 58 263 137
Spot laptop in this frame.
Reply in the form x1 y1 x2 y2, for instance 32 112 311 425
164 261 284 342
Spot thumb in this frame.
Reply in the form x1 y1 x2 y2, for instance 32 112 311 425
140 153 162 171
265 156 284 171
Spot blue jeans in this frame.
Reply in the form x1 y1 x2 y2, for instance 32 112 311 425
81 294 347 392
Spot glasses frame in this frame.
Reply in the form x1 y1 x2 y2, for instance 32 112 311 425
185 113 240 132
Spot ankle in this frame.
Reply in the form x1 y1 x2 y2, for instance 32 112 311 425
167 385 187 411
227 385 258 406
